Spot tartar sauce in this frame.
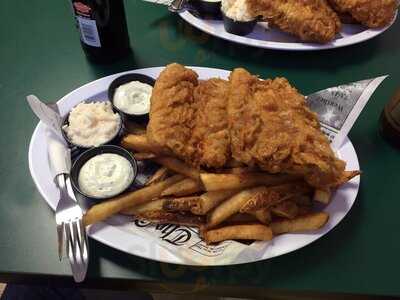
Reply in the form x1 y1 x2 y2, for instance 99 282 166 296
78 153 134 198
113 81 153 115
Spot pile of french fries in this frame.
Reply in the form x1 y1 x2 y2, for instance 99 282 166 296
82 132 360 244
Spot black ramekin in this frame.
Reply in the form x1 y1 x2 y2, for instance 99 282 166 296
191 0 222 17
61 100 124 157
222 11 257 36
70 145 138 201
108 73 156 124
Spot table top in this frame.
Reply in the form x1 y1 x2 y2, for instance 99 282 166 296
1 0 400 297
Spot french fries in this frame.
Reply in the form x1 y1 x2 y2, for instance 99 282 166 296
122 198 167 215
121 134 154 153
163 196 199 212
292 195 312 206
313 189 331 204
218 167 258 174
239 188 282 213
297 205 312 216
271 200 299 219
200 173 299 191
207 187 267 228
107 196 204 227
124 121 146 135
203 224 273 244
133 152 157 160
239 182 311 212
153 157 201 180
271 212 329 234
224 213 258 224
190 189 240 215
334 170 361 187
250 208 272 224
161 178 203 197
83 174 184 226
145 167 169 186
83 130 360 245
137 210 205 227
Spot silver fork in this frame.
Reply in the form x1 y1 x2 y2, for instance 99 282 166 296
48 135 89 283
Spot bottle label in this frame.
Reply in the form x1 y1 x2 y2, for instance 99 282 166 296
73 2 101 48
77 16 101 47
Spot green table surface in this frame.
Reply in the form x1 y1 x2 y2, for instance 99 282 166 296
1 0 400 298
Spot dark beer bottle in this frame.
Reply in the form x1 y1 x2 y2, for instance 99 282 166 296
379 89 400 149
70 0 131 63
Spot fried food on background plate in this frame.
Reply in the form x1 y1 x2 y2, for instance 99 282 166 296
247 0 341 43
228 68 346 188
328 0 397 28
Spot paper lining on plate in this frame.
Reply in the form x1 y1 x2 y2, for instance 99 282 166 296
306 76 387 149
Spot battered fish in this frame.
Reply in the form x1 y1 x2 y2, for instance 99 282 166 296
228 68 346 188
190 79 231 168
147 64 231 168
147 63 199 160
247 0 341 43
328 0 397 28
148 64 346 187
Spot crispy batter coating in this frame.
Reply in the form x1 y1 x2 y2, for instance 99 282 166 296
147 63 199 160
190 79 231 168
328 0 397 28
148 64 346 187
247 0 341 43
147 64 230 168
228 68 345 188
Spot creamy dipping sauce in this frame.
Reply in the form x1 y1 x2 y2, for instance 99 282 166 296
113 81 153 115
63 101 121 147
221 0 254 21
78 153 134 198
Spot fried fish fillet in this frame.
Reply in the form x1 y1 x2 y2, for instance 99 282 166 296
147 63 199 160
147 64 231 168
328 0 397 28
148 64 346 187
228 68 346 188
247 0 341 43
190 79 231 168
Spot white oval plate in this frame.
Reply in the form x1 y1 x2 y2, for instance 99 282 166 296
28 66 360 265
179 10 397 51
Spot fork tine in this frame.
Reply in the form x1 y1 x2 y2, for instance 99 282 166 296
72 220 81 254
57 223 64 261
65 222 72 261
68 220 89 283
79 218 88 245
78 219 89 264
73 220 87 264
66 222 81 282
